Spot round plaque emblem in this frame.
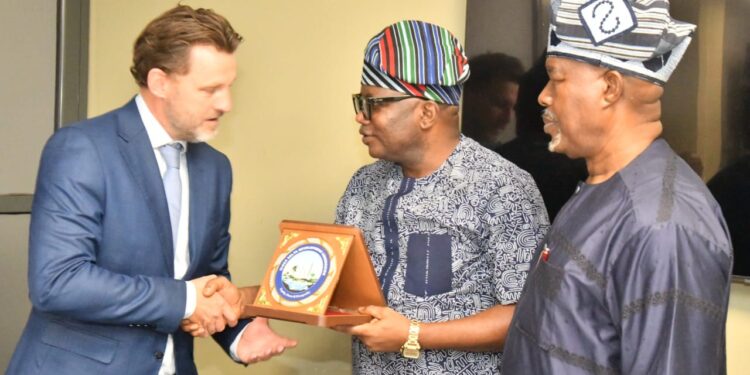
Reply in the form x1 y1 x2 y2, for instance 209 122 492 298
274 243 331 301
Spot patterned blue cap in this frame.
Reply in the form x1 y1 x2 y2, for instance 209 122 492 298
361 20 470 105
547 0 696 85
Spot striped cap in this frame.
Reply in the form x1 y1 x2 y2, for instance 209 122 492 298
361 20 470 105
548 0 696 85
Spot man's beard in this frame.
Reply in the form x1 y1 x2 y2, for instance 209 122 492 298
191 127 218 143
166 106 219 143
542 109 562 152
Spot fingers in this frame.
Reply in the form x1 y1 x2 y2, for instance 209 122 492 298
346 322 371 336
244 347 282 364
359 305 385 319
243 341 296 364
237 317 298 364
203 276 231 297
180 319 208 338
349 325 368 336
190 278 231 335
180 319 200 331
203 315 220 336
284 338 298 348
190 274 218 290
221 300 239 328
208 278 244 318
332 324 355 334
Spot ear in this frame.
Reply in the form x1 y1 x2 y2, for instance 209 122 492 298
417 101 440 130
602 69 624 106
146 68 170 99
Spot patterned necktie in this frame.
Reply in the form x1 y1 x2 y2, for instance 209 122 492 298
159 143 183 249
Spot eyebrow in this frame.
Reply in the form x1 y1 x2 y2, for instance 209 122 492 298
546 63 561 76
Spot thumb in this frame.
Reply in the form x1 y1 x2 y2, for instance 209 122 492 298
203 276 227 297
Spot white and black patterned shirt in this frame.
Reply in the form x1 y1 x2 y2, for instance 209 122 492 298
336 136 549 374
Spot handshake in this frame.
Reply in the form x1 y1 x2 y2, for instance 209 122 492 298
182 275 254 337
181 275 297 364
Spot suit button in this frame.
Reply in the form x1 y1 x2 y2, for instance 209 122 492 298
154 351 164 360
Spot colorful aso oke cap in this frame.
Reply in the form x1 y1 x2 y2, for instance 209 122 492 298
547 0 696 85
361 20 470 105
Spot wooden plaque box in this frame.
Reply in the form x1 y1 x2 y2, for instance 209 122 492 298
243 220 385 327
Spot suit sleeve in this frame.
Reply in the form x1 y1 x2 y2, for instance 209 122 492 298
609 224 731 375
28 127 186 333
204 155 253 354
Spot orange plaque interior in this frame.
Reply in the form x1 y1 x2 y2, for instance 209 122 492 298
244 220 386 327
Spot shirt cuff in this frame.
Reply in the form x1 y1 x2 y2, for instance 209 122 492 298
229 324 250 362
184 281 196 319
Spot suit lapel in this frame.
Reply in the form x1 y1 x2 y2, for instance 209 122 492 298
116 99 175 276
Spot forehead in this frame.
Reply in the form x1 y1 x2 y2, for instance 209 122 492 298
545 56 575 74
545 56 604 79
180 44 237 81
360 85 403 97
494 81 518 95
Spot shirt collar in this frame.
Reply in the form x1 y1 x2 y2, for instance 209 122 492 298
135 94 187 152
390 135 466 185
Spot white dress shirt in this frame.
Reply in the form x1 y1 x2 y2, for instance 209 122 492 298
136 95 195 375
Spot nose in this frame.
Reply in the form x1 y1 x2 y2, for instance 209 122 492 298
355 111 368 125
215 89 233 114
538 82 551 108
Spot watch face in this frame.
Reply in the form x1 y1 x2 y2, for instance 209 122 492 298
401 347 420 359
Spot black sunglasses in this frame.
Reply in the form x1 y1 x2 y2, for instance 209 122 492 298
351 93 429 120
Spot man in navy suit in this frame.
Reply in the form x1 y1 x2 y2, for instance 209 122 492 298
7 5 295 374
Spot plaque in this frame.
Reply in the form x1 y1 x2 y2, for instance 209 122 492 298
244 220 386 327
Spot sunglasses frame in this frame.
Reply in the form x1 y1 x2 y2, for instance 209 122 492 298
351 93 428 120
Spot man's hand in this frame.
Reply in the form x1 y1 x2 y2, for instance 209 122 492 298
203 276 245 319
182 277 259 337
334 306 410 352
184 275 238 337
237 317 298 364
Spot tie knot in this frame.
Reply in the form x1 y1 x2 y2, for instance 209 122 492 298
159 143 182 169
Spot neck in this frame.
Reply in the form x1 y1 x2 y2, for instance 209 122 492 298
140 88 176 139
585 120 662 184
400 133 460 179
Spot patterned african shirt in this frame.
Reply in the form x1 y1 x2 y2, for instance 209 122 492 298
502 139 733 375
335 136 549 374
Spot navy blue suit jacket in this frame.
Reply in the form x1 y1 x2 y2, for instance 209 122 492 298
7 99 248 375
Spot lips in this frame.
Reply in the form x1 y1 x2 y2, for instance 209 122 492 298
206 113 223 123
541 109 562 152
541 109 559 135
359 128 373 142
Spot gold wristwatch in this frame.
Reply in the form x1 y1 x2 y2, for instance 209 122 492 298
400 320 421 359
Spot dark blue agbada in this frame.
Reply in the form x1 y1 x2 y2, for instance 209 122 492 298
503 139 732 375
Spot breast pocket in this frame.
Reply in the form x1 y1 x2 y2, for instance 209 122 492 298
404 233 453 297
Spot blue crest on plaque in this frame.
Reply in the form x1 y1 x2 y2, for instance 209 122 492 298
275 243 330 301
